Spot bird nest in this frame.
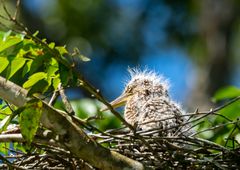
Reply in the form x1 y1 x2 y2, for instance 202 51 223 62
1 109 240 170
0 102 240 170
93 126 240 169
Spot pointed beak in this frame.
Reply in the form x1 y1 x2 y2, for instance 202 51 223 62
100 93 132 112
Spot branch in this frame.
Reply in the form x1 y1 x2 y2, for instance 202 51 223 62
0 76 144 170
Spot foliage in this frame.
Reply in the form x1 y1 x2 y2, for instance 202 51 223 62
70 99 121 130
195 86 240 148
0 30 105 153
0 31 62 92
19 99 43 144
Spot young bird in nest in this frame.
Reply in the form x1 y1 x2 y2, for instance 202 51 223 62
102 69 191 137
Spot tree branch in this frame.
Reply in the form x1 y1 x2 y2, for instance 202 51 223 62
0 76 144 170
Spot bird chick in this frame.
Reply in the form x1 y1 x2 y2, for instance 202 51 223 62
102 69 191 137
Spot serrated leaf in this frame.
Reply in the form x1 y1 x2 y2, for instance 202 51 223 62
6 57 26 79
23 72 47 88
20 100 43 144
213 86 240 102
0 56 9 73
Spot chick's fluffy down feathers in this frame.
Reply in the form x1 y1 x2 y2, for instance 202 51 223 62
124 69 191 136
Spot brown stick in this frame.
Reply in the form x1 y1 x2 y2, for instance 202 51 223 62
0 76 144 170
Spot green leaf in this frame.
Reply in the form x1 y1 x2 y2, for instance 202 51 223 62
2 30 12 41
0 115 11 133
6 57 26 79
27 79 49 95
56 46 68 55
213 86 240 102
218 100 240 120
49 42 55 49
0 56 9 73
33 31 39 37
0 143 10 155
20 100 43 144
0 33 22 52
29 55 45 74
22 60 33 77
23 72 47 88
0 107 11 118
46 58 58 77
52 76 61 90
59 64 72 86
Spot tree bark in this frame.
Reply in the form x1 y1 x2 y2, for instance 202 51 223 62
0 76 144 170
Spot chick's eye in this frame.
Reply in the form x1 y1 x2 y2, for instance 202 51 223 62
127 87 133 93
125 86 133 93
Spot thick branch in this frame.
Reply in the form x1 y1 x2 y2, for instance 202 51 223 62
0 76 144 170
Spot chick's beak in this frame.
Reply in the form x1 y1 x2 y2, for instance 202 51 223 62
100 93 131 112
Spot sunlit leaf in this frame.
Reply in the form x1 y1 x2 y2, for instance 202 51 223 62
33 31 39 37
47 58 58 77
20 100 43 144
17 48 29 58
23 72 47 88
213 86 240 102
0 56 9 73
0 113 16 133
56 46 68 55
0 104 12 116
0 115 11 133
0 143 10 155
2 30 12 41
218 100 240 120
49 42 55 49
52 76 61 90
0 34 22 53
6 57 26 79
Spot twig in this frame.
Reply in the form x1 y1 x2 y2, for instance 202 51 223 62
191 121 237 136
58 83 74 115
13 0 21 20
48 90 59 106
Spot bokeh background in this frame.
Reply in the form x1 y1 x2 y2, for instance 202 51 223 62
2 0 240 112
